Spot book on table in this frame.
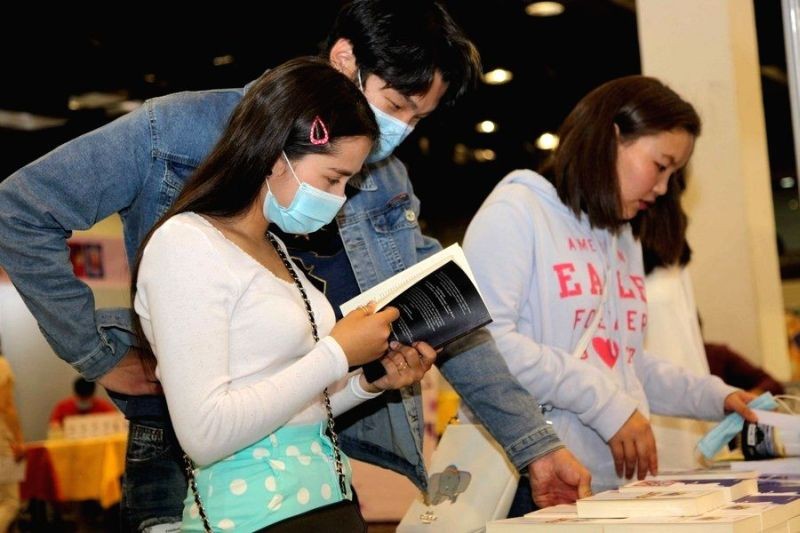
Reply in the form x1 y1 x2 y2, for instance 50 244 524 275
618 476 758 501
654 468 759 480
713 493 800 531
575 489 727 518
489 508 761 532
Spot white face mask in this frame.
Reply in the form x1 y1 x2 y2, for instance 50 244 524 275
263 152 346 234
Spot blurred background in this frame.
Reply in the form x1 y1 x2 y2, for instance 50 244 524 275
0 1 796 272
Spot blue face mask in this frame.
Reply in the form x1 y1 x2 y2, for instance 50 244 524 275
366 104 415 163
358 70 415 164
696 391 778 460
263 152 346 235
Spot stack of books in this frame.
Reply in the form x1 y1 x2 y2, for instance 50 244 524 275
486 469 800 532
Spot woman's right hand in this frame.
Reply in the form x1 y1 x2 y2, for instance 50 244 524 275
330 302 400 366
607 410 658 480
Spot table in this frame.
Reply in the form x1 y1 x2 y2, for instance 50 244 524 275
21 433 127 508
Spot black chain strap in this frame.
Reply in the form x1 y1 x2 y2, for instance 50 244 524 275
184 452 213 532
266 232 348 496
182 231 348 533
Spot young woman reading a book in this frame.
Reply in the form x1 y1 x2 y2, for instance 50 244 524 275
463 75 758 511
131 58 437 532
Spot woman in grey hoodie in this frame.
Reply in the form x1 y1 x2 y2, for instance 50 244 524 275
463 76 757 508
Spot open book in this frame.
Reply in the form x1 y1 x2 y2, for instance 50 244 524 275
340 244 492 381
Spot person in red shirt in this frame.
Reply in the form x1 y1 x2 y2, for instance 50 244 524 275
49 377 117 428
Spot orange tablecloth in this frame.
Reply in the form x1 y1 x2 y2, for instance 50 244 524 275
21 434 127 508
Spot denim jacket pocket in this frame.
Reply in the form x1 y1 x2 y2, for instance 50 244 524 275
367 193 419 234
156 160 196 218
367 194 419 273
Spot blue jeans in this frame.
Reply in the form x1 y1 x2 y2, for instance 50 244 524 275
122 418 185 532
506 475 538 518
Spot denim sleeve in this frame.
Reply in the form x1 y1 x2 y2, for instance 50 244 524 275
437 328 564 471
405 173 443 261
0 105 152 380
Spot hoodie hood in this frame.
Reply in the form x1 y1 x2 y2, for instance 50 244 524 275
498 169 585 223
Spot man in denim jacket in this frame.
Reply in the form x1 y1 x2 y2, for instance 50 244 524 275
0 1 590 530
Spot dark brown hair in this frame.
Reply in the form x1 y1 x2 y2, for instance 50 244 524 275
131 57 378 374
541 75 701 264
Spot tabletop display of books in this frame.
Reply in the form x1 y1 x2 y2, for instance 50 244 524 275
486 468 800 532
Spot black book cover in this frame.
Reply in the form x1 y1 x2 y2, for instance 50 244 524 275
385 260 491 348
361 258 492 383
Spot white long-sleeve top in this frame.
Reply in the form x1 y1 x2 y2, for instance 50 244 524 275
134 212 379 466
463 170 736 489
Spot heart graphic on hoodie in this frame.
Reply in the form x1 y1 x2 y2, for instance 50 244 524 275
592 337 619 369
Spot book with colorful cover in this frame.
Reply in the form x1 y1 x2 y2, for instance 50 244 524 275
756 477 800 494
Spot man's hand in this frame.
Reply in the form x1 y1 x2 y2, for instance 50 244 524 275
528 447 592 508
96 347 161 396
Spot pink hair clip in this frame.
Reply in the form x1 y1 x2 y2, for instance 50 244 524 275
310 115 329 145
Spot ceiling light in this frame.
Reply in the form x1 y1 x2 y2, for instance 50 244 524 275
473 148 496 162
418 136 430 155
68 92 127 111
213 55 235 67
453 143 470 165
535 132 559 150
476 120 497 133
526 2 565 17
0 110 67 131
482 68 513 85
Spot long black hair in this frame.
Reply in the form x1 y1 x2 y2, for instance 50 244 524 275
325 0 481 107
131 56 378 373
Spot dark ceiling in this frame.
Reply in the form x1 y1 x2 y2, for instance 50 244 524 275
0 1 794 243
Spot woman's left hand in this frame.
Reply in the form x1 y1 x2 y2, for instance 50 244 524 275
723 390 760 423
360 341 437 392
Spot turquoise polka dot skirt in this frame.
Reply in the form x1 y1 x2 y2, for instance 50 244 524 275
182 422 353 532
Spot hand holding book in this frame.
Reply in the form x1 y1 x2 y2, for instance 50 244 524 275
340 244 493 383
330 302 399 367
332 302 437 391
